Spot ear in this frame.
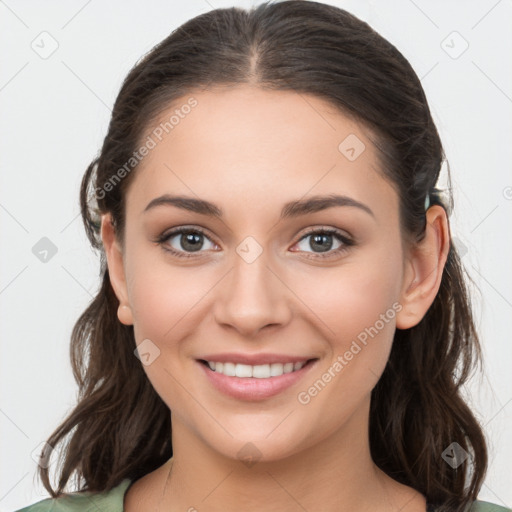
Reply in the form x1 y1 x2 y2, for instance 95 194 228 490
395 205 450 330
100 213 133 325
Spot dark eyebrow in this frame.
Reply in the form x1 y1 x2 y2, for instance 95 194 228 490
143 193 374 219
281 194 374 219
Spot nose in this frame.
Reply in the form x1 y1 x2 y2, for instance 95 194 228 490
213 249 292 338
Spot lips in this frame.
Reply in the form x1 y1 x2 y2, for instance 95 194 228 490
197 356 318 401
198 352 314 365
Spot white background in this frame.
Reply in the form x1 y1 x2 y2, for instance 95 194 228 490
1 0 511 510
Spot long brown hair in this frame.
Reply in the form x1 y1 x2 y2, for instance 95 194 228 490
38 2 487 510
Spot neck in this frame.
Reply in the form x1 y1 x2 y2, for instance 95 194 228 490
142 400 426 512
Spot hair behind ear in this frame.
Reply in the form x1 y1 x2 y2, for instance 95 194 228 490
369 241 487 511
38 268 172 496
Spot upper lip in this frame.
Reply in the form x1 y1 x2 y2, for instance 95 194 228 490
198 353 316 365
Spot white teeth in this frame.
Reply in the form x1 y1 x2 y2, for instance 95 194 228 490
252 364 271 378
270 363 283 377
223 362 236 377
235 364 252 378
284 362 294 373
205 360 308 378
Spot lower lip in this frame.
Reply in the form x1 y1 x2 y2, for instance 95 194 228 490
197 359 318 401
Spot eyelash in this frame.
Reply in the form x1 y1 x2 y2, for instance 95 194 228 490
154 226 354 260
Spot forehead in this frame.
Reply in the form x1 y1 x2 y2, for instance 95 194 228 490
126 85 397 224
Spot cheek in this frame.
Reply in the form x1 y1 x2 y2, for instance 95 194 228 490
124 251 214 410
292 259 402 433
127 257 214 343
294 251 403 346
290 244 404 410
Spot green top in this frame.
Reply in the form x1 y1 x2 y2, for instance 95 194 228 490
14 478 512 512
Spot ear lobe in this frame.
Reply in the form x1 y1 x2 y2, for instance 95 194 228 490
100 213 133 325
395 205 450 330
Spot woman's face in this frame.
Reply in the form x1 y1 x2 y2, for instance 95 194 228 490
109 85 412 462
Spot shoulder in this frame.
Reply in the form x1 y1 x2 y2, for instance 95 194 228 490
469 500 512 512
14 479 132 512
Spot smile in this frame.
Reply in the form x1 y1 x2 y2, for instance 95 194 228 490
203 360 308 378
197 358 318 401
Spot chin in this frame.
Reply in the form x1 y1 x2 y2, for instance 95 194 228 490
197 419 316 466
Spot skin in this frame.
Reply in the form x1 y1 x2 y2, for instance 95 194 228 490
101 84 450 512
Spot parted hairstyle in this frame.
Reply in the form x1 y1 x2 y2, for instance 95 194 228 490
38 2 487 511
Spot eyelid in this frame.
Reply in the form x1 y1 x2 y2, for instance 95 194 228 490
296 225 352 242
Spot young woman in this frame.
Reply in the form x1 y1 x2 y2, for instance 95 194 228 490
16 1 510 511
